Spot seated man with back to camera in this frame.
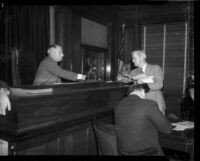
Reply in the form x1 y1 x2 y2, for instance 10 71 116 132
114 84 172 156
118 50 166 115
33 44 86 86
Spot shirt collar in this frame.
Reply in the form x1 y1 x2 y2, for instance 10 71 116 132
141 63 147 73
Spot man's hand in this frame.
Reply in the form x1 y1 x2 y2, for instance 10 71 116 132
81 74 87 80
117 75 132 83
0 88 11 116
132 74 147 80
133 75 154 84
77 74 87 80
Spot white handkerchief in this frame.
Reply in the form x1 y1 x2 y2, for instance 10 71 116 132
0 139 8 155
172 121 194 131
142 76 154 83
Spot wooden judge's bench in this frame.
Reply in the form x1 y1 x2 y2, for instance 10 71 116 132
0 81 194 158
0 81 128 155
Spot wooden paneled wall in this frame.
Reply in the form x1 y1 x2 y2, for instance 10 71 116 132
16 121 97 155
117 3 193 117
54 7 81 73
53 6 119 80
141 22 187 117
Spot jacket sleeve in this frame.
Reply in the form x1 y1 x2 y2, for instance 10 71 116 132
148 65 164 91
148 101 172 134
46 61 78 81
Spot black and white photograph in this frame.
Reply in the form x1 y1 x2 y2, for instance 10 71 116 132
0 1 195 161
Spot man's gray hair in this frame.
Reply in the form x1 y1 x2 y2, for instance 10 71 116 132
131 50 147 60
47 44 62 55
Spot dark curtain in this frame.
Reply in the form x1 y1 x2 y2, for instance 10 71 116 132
1 5 49 86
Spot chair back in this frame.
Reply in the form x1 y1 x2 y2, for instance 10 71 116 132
93 118 118 155
10 48 36 86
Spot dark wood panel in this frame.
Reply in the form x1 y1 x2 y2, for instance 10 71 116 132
0 81 128 155
55 6 82 73
71 11 81 73
142 21 186 117
164 66 184 102
68 5 119 25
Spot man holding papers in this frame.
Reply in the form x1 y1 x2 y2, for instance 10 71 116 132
119 50 166 115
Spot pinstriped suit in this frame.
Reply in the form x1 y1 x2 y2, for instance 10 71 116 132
33 56 78 86
128 63 166 115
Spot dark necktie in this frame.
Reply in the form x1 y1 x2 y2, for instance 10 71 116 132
138 68 143 74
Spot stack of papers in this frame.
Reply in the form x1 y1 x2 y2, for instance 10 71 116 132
11 88 53 96
172 121 194 131
141 76 154 83
132 74 154 83
0 139 8 155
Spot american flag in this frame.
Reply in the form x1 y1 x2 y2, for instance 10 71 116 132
118 24 126 61
117 24 126 75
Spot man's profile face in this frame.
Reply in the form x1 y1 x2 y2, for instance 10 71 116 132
132 52 142 67
49 47 64 62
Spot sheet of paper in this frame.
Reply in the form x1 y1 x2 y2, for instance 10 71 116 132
172 121 194 131
11 88 53 96
132 74 154 83
0 139 8 155
142 76 154 83
132 74 147 80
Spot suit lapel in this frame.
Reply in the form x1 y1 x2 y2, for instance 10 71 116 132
145 64 152 76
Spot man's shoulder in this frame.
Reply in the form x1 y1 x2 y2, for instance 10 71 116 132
147 63 161 69
40 57 56 66
143 98 158 107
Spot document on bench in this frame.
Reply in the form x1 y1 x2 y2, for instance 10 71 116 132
11 88 53 96
172 121 194 131
0 139 8 155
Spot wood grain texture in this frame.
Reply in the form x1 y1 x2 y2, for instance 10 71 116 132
0 81 128 155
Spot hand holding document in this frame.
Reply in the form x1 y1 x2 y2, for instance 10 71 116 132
132 74 154 84
132 74 147 80
77 74 87 80
117 75 132 83
81 74 87 80
172 121 194 131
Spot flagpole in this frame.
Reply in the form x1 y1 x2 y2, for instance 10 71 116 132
117 23 126 76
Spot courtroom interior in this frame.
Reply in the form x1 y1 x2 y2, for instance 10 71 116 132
0 2 195 160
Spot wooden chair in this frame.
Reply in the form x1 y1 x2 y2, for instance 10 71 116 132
10 48 36 87
93 117 162 156
93 118 118 155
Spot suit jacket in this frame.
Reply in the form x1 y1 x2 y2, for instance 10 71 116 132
33 56 78 86
128 63 166 114
114 95 172 154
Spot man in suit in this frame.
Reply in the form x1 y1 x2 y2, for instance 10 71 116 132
119 50 166 115
114 84 172 155
33 44 86 86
